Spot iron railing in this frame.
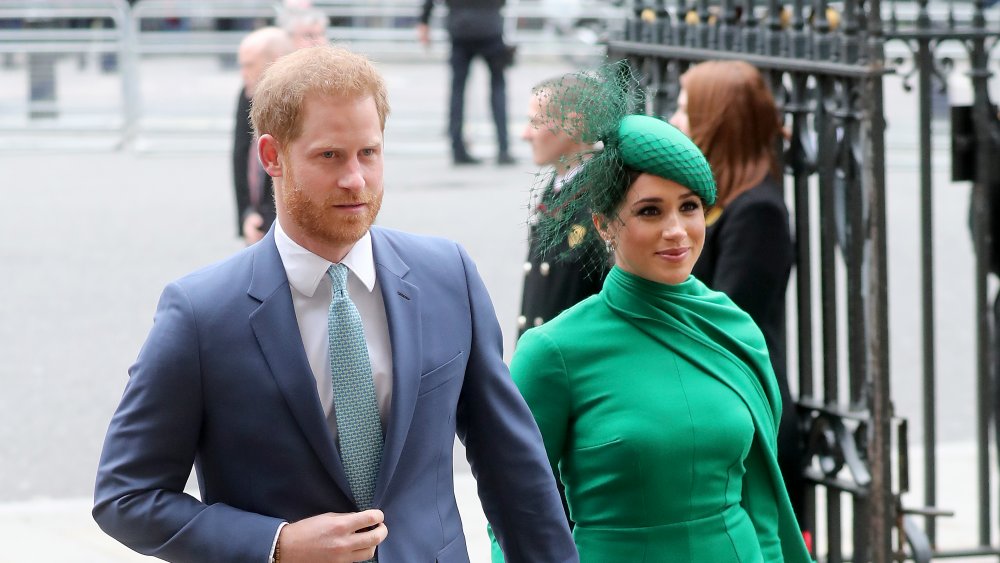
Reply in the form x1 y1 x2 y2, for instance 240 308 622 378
607 0 999 560
0 0 627 147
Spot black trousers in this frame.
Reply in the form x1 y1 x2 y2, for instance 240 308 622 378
448 35 509 157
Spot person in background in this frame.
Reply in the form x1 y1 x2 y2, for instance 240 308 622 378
232 26 294 245
417 0 515 166
670 59 810 549
492 62 811 562
517 74 607 338
278 5 330 49
94 45 578 563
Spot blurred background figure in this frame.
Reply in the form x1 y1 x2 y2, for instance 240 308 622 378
670 59 810 549
517 74 607 340
232 26 294 245
278 5 330 49
417 0 515 166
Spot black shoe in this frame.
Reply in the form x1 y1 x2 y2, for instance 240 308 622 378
497 153 517 166
453 153 482 166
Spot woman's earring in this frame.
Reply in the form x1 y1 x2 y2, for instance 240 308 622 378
605 239 615 254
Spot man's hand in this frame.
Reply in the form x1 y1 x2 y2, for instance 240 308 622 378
242 212 265 245
416 23 430 47
278 510 388 563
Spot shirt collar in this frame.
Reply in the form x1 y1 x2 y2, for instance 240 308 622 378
274 219 377 298
553 162 584 193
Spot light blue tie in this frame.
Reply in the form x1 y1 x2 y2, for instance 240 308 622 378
327 264 383 512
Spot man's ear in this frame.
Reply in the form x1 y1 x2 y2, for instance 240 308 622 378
258 134 282 178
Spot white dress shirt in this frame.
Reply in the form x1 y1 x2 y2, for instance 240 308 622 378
529 163 584 225
273 220 393 435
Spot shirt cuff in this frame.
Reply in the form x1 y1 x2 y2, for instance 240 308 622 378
269 521 288 563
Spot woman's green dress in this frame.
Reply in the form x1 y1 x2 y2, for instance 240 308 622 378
493 266 810 562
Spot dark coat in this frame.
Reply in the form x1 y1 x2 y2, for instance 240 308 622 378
232 88 275 237
692 174 792 386
420 0 504 40
518 184 606 339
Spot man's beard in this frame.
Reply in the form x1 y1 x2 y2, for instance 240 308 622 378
281 169 382 248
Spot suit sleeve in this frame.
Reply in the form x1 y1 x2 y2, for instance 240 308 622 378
489 329 573 562
93 282 282 562
710 200 792 326
451 244 578 563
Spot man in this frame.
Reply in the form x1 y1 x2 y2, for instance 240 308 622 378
94 45 577 563
417 0 515 166
232 27 294 245
517 75 606 339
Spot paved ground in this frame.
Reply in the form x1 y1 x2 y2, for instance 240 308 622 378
0 45 998 560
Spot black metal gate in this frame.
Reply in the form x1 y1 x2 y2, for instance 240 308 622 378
606 0 1000 560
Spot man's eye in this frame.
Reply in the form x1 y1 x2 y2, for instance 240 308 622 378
321 151 334 158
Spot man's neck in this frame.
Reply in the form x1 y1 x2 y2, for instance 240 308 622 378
279 219 355 264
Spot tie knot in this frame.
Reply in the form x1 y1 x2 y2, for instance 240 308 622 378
328 263 349 298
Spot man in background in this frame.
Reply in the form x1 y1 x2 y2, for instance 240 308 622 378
232 26 293 245
517 75 606 339
417 0 515 166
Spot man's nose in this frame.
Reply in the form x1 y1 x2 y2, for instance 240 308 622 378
338 158 365 191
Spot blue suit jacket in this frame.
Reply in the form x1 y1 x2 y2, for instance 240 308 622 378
94 226 577 563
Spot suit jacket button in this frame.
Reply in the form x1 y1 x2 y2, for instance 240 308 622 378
533 317 544 327
517 315 527 329
540 262 550 276
523 262 533 273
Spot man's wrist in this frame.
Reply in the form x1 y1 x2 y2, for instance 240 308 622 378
270 522 288 563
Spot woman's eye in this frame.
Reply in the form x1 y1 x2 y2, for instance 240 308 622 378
637 206 660 217
680 200 701 212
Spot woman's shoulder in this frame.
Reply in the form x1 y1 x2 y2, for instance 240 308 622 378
728 175 788 212
517 294 609 351
531 293 605 333
712 177 791 243
686 277 770 350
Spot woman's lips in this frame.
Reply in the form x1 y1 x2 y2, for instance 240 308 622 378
657 247 690 262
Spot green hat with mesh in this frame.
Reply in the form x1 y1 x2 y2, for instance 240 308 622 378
616 115 716 205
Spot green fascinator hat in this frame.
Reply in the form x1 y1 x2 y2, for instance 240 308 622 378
615 115 716 205
529 61 716 269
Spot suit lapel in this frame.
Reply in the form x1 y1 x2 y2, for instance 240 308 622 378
370 229 422 506
248 231 353 496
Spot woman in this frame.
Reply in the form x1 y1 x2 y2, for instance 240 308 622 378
671 60 807 542
493 63 810 562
